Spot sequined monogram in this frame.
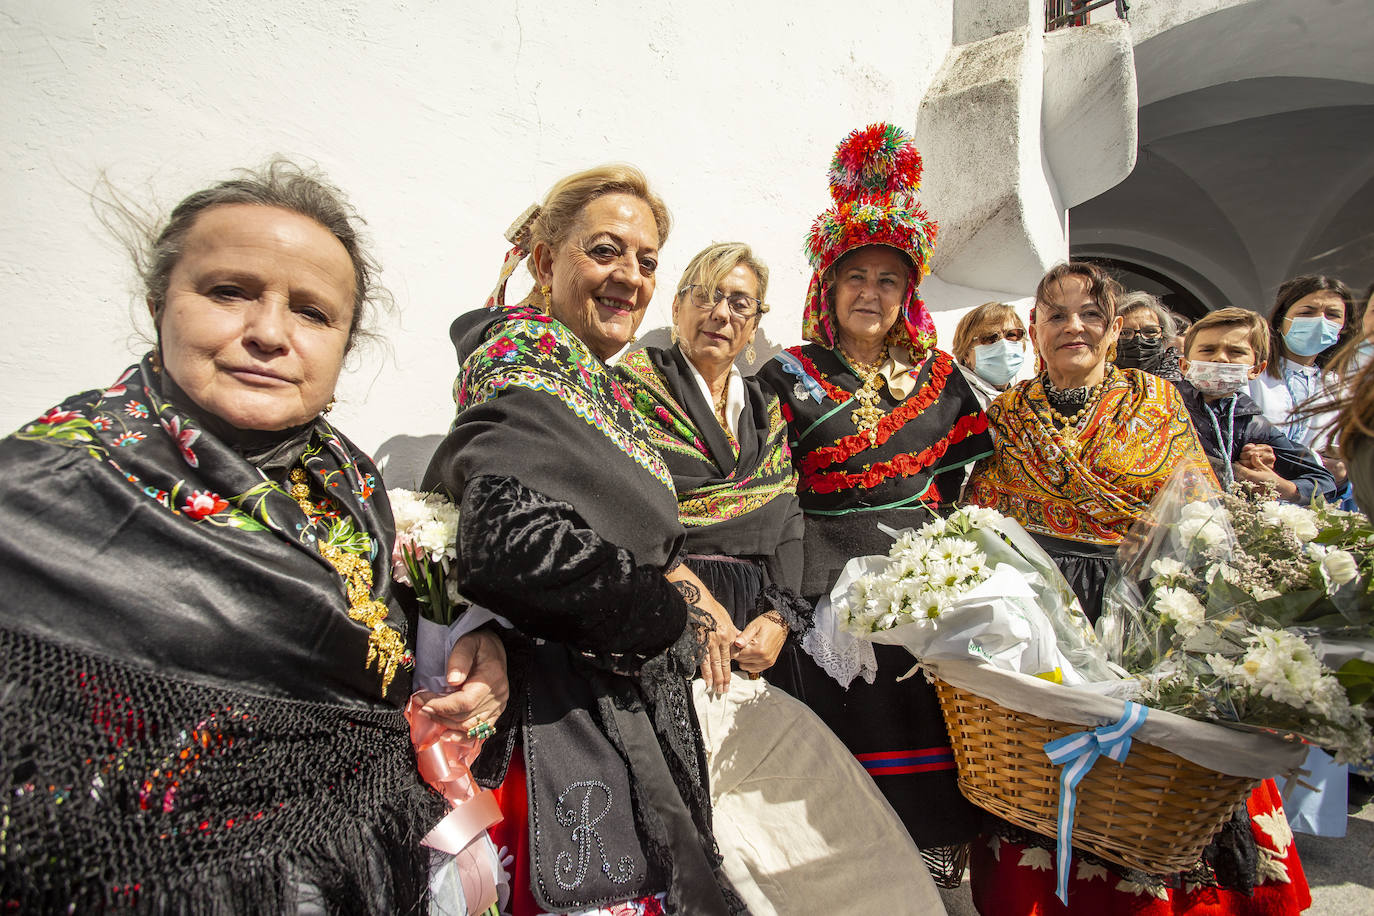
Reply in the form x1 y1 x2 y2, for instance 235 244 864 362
290 467 405 695
554 779 636 890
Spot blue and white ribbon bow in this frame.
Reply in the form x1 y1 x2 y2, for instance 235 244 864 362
1042 701 1149 905
774 351 825 403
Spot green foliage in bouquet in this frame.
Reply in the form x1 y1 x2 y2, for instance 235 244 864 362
387 488 464 626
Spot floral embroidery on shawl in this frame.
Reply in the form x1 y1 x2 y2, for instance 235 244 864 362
458 312 674 491
965 369 1219 545
617 349 797 527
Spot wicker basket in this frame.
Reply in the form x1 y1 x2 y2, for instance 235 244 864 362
934 678 1259 875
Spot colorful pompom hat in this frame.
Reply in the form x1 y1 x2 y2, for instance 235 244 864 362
802 122 939 356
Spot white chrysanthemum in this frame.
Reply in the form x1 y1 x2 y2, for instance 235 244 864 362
916 517 947 539
1154 587 1206 637
1258 501 1320 542
954 505 1003 530
1150 557 1187 585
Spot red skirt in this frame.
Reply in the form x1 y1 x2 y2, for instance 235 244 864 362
970 779 1311 914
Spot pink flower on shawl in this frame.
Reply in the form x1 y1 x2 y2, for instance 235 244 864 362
160 416 202 468
105 366 138 398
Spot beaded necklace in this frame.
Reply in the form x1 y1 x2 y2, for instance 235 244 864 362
839 344 890 445
1039 371 1108 458
289 466 406 695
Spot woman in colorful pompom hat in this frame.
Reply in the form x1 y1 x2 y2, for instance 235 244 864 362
756 122 995 879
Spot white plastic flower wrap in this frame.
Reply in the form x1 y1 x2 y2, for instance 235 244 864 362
1099 475 1374 764
825 506 1119 686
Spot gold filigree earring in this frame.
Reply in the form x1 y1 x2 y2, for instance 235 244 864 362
670 326 679 345
324 399 336 414
539 285 552 313
745 339 757 365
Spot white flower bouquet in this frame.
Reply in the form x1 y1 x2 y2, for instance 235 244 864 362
1100 480 1374 763
388 487 465 626
829 505 1119 685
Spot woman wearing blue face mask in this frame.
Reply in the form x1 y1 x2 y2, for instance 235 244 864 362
951 301 1027 408
1249 275 1356 500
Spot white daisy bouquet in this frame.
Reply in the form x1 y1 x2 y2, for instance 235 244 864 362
388 488 464 626
829 505 1118 685
1100 480 1374 762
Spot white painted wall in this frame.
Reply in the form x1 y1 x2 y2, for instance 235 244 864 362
1 0 1078 467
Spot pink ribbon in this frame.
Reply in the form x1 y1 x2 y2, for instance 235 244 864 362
405 696 503 911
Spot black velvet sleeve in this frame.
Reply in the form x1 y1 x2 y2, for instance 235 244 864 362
457 474 690 661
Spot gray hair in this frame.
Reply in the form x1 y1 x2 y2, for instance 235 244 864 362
1118 291 1177 340
104 158 389 353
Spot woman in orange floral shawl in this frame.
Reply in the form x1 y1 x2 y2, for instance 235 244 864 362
964 262 1311 916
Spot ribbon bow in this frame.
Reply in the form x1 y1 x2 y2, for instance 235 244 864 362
404 697 504 911
1042 701 1149 905
775 351 825 403
483 202 543 310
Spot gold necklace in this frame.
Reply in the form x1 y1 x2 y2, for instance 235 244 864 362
713 383 730 430
290 466 406 695
1040 374 1106 457
839 344 889 445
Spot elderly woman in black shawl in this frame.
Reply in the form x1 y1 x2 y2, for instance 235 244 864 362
0 162 471 913
617 241 942 913
423 167 744 915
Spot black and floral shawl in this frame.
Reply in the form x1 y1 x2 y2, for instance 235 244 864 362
617 345 808 632
0 356 443 914
424 306 740 915
756 343 993 596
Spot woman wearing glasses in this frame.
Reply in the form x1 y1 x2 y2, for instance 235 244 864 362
1113 291 1183 382
951 301 1028 408
618 241 940 914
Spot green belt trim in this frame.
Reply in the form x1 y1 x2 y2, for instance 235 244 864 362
803 447 994 516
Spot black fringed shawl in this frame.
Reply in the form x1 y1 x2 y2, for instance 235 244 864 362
617 345 809 632
0 357 445 914
423 307 740 915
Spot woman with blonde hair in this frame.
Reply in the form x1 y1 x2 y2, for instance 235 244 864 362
619 240 942 913
425 164 745 915
951 300 1028 407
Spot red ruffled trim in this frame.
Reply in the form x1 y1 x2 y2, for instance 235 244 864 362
803 410 988 494
799 352 954 475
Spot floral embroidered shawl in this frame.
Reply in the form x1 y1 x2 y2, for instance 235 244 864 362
617 346 803 589
965 367 1219 545
0 356 441 912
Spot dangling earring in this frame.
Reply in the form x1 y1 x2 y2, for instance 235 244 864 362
1107 342 1118 363
149 349 162 373
323 399 336 414
670 326 679 345
745 338 757 365
539 285 552 314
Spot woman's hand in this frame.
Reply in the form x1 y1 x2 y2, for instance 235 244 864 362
733 613 788 673
419 629 509 735
1234 443 1300 501
665 564 740 694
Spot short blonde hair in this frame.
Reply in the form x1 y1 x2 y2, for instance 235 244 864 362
526 163 671 278
951 301 1023 366
1183 307 1270 364
674 242 770 318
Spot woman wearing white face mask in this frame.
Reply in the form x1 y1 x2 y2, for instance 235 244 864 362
1249 275 1356 499
951 301 1027 408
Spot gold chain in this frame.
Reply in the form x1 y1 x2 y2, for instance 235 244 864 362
1039 375 1106 458
839 345 889 445
713 384 730 430
290 467 405 695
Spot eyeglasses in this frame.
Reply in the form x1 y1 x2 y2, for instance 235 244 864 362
1118 328 1163 341
681 285 767 319
975 328 1026 347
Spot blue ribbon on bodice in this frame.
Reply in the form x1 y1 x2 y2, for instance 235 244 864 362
774 351 825 403
1042 701 1150 904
